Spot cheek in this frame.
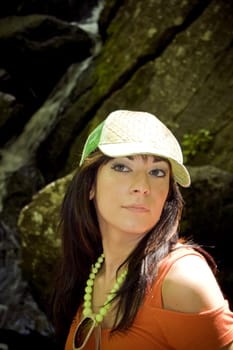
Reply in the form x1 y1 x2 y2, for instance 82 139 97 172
94 178 125 218
152 185 170 209
94 190 114 224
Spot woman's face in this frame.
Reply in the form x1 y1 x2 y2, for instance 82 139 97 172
90 155 170 239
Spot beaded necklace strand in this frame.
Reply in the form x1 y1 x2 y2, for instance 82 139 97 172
82 253 128 324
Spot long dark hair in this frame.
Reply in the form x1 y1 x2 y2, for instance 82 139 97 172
50 151 214 346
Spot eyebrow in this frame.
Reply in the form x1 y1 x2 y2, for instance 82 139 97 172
126 155 167 163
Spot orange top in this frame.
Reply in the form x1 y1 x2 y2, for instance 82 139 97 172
65 247 233 350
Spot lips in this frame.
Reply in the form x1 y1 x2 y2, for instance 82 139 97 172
122 205 149 212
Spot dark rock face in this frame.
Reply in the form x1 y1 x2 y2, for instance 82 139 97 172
181 166 233 309
0 0 100 22
0 0 233 341
0 329 57 350
0 15 94 106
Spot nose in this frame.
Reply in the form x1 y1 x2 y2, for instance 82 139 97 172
129 173 150 195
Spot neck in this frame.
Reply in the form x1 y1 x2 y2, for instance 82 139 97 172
101 235 142 280
99 224 146 281
100 253 127 283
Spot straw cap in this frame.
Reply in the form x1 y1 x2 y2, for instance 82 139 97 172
80 110 191 187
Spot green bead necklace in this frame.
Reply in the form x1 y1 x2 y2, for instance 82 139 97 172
82 253 127 324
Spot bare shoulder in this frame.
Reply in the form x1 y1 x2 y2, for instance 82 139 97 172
162 253 225 313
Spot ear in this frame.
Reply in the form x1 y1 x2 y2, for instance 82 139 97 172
89 187 95 200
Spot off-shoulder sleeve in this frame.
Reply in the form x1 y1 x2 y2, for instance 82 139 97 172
152 300 233 350
149 246 233 350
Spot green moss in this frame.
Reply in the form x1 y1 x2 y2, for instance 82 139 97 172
182 129 213 163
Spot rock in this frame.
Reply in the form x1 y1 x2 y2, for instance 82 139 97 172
0 222 52 336
1 164 45 228
181 165 233 307
0 15 94 105
17 172 73 310
0 90 25 146
181 165 233 263
0 0 100 22
0 329 57 350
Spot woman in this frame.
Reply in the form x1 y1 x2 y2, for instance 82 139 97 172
51 110 233 350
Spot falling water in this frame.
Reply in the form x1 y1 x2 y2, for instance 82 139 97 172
0 0 105 213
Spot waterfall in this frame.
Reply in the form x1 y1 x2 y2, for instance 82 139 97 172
77 0 105 36
0 1 105 213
